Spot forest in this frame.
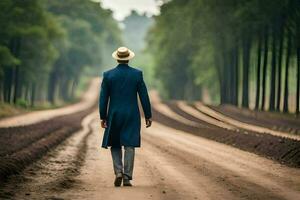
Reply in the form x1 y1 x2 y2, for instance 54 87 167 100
147 0 300 114
1 0 300 115
0 0 120 107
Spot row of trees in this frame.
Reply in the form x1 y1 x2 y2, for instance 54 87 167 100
0 0 121 106
148 0 300 114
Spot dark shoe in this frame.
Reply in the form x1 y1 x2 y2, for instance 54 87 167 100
123 179 132 187
114 173 123 187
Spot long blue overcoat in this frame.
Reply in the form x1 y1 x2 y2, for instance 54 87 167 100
99 64 152 148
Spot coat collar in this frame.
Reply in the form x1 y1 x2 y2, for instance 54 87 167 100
117 63 129 67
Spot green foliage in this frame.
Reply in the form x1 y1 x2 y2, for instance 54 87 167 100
16 98 29 108
0 46 20 66
0 0 121 106
147 0 201 100
148 0 300 112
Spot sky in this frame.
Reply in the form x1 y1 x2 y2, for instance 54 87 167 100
98 0 162 21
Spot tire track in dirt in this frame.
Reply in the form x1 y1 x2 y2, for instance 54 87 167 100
60 117 235 200
1 98 300 200
49 120 95 192
0 112 96 199
194 102 300 141
141 138 237 200
58 118 178 200
209 104 300 135
142 122 300 200
1 114 177 200
157 102 300 167
1 111 300 200
0 106 96 181
0 78 99 181
175 101 236 130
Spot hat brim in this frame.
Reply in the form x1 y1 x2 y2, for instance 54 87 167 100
112 49 135 60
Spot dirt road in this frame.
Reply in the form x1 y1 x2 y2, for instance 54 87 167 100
1 110 300 200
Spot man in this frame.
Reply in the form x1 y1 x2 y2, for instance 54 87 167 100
99 47 152 187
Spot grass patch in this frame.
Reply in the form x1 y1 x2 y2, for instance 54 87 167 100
0 103 28 119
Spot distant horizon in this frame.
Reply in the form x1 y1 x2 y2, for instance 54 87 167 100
96 0 161 21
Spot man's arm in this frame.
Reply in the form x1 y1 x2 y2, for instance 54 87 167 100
137 71 152 128
99 72 109 128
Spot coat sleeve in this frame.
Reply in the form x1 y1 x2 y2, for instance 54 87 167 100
137 71 152 119
99 72 109 120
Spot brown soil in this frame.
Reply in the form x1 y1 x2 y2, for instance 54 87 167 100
0 78 99 181
0 88 300 199
1 114 300 200
155 102 300 167
210 104 300 135
0 105 96 181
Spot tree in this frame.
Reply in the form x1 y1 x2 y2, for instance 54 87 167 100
147 0 300 114
0 0 122 106
283 29 292 112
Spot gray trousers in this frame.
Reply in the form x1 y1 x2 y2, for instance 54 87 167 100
110 146 135 180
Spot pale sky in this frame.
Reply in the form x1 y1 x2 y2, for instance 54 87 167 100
98 0 162 21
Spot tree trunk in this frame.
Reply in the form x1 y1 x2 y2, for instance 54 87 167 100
215 51 224 104
276 23 285 111
232 45 239 106
48 70 58 104
10 37 21 104
4 68 14 104
222 57 227 103
261 26 269 110
70 75 79 100
223 50 230 104
242 33 251 108
0 78 3 102
25 85 29 103
60 77 70 101
255 30 263 110
283 29 292 113
31 83 36 107
269 25 277 111
13 65 20 104
296 27 300 115
219 37 228 104
4 68 14 103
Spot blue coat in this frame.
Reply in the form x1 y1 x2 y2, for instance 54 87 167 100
99 64 152 148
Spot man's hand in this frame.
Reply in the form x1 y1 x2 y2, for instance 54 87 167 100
101 120 107 128
145 118 152 128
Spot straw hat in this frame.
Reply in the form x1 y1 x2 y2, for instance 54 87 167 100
112 47 135 60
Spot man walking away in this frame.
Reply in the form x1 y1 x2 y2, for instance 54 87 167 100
99 47 152 187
